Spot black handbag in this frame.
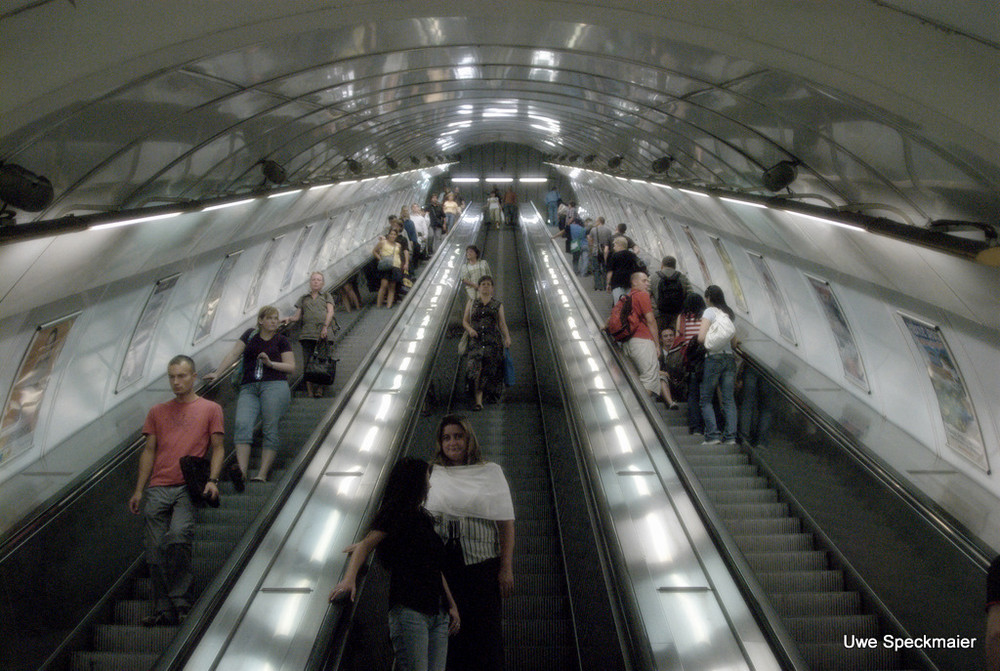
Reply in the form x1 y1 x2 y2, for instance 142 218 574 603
304 338 338 386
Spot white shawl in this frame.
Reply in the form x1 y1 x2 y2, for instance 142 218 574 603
425 463 515 521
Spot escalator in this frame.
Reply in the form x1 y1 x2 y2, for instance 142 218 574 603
334 223 628 670
560 230 988 671
0 270 405 671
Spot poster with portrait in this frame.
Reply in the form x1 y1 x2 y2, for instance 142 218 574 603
193 251 242 345
711 237 747 313
1 314 78 465
807 276 868 391
281 224 314 292
901 314 988 471
681 225 712 286
244 236 284 314
747 253 796 345
118 274 180 392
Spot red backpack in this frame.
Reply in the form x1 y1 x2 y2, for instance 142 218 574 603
605 293 635 342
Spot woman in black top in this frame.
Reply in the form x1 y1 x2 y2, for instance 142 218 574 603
331 457 460 671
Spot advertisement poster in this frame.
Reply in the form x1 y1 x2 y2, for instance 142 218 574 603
807 276 868 391
193 251 242 345
244 236 284 314
748 253 796 344
660 216 682 262
901 314 988 471
281 224 313 291
682 225 712 286
309 220 335 271
1 314 78 465
711 237 747 313
118 275 180 392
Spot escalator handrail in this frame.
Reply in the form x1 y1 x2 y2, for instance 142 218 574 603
534 221 809 671
733 343 994 572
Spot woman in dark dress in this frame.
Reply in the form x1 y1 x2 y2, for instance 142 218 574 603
461 276 511 410
331 457 460 671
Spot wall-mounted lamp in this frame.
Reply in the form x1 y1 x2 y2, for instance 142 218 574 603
385 156 398 170
607 155 623 170
410 156 421 166
583 155 596 165
762 160 798 192
346 159 362 175
0 163 54 222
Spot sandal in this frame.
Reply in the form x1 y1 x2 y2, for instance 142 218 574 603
250 476 267 483
472 403 483 411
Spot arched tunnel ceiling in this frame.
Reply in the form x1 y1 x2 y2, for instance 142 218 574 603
2 0 998 229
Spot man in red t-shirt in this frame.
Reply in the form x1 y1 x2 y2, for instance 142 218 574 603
128 355 224 626
622 272 675 406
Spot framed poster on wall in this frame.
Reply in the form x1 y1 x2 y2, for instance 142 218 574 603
1 313 79 466
118 274 180 392
806 276 868 392
681 225 712 286
280 224 314 292
193 251 242 345
900 314 988 472
244 236 284 314
747 253 796 345
710 237 747 313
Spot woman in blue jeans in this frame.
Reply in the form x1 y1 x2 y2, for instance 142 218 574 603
697 286 739 445
204 305 294 482
331 457 460 671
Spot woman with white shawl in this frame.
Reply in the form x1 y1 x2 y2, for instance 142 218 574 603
425 415 514 671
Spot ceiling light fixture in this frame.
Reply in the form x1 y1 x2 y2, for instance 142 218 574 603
762 160 799 192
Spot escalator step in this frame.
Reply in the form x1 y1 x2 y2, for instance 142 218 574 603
518 573 567 596
700 475 771 491
71 651 159 671
769 591 862 618
799 642 899 671
93 624 177 652
757 570 844 593
504 618 575 646
685 453 750 467
516 518 557 537
518 534 564 555
714 502 790 519
112 599 154 625
518 553 564 574
512 491 556 518
703 488 778 505
734 533 814 553
784 614 879 642
690 464 759 479
744 550 828 572
503 595 572 620
504 645 578 671
724 516 800 535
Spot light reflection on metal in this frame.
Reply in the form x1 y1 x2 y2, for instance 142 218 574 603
399 356 412 371
90 211 181 230
202 198 256 212
360 426 379 452
603 395 619 420
310 510 341 562
614 425 632 453
645 511 673 562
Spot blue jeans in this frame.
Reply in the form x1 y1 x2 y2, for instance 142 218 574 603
387 604 449 671
234 380 290 451
700 354 737 442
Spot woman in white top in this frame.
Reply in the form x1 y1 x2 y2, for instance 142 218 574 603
459 245 491 303
410 203 430 256
696 285 739 444
426 415 514 671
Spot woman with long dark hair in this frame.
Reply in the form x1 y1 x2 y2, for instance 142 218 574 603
674 292 707 434
697 285 739 444
425 416 514 671
331 457 460 671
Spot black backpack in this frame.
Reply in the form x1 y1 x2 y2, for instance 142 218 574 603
682 337 706 377
605 293 635 341
657 271 685 316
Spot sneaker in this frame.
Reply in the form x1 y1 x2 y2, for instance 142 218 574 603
700 438 721 445
723 439 737 445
